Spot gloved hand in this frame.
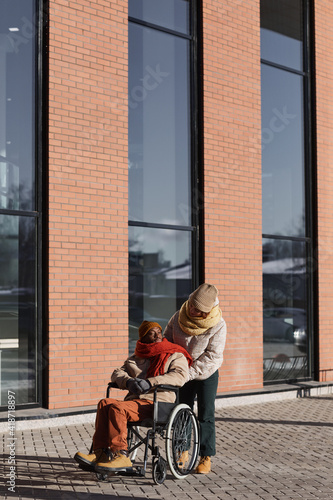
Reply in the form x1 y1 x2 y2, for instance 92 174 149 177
126 378 141 395
126 378 151 395
136 378 151 394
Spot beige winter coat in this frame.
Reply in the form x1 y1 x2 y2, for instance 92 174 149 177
111 351 189 403
164 311 227 381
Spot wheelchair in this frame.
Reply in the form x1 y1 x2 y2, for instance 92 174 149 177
81 382 200 485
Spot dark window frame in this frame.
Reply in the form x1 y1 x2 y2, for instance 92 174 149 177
38 0 49 408
261 0 316 383
0 0 48 409
128 0 203 291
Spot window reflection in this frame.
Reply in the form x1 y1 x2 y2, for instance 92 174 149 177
0 0 36 211
261 65 305 237
129 0 190 35
263 238 308 381
0 215 36 404
129 226 192 353
260 0 303 71
128 23 191 226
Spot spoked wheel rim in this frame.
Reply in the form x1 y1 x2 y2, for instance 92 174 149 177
165 404 199 479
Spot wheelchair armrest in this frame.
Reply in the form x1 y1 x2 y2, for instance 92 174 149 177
106 381 119 397
152 384 179 392
106 381 180 402
151 385 179 404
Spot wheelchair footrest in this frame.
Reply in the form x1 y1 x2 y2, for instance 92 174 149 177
96 466 146 478
117 466 146 477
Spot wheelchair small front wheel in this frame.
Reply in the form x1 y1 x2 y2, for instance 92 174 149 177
165 404 199 479
152 457 167 485
96 472 109 481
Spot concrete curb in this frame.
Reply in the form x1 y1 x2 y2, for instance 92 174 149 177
1 383 332 432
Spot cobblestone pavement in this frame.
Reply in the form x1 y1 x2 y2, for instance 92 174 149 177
1 395 333 500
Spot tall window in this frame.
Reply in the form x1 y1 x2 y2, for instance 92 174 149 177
0 0 43 406
261 0 314 382
128 0 199 352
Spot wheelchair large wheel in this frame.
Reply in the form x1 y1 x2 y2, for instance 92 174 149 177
165 404 199 479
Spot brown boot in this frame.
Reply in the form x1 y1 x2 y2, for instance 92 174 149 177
74 448 109 468
195 456 211 474
177 450 189 469
95 450 132 472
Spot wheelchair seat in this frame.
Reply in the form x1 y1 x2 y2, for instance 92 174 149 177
125 401 176 430
106 381 178 424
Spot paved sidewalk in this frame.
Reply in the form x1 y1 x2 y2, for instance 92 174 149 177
1 394 333 500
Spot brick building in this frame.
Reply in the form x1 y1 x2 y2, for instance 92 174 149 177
0 0 332 410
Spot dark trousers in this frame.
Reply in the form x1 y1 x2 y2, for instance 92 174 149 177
179 370 219 457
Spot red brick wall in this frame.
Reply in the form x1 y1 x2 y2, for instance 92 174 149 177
46 0 333 409
314 3 333 383
202 0 263 392
48 0 128 408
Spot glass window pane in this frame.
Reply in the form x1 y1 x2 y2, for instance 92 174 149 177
0 214 37 405
261 0 303 71
129 23 191 226
129 226 192 353
129 0 190 35
263 238 308 381
261 65 305 237
0 0 36 211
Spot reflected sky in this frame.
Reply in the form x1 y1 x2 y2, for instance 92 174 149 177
0 0 35 211
128 23 191 227
261 65 305 237
129 0 190 35
261 27 302 71
260 0 303 71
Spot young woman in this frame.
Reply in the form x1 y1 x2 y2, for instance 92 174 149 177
164 283 227 474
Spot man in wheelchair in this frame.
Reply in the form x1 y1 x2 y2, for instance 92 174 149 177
74 321 192 472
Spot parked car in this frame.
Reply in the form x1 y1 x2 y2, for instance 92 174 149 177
263 307 306 345
293 327 307 353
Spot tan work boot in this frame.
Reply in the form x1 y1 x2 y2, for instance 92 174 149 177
177 450 189 469
74 448 109 468
195 456 211 474
95 450 132 472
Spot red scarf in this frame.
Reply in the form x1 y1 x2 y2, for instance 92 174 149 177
134 338 193 378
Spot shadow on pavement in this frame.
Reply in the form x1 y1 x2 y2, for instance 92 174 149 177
216 416 333 427
6 488 113 500
4 454 160 500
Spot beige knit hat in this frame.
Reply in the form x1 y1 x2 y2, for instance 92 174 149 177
189 283 218 313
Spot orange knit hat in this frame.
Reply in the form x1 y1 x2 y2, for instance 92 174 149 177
138 321 162 339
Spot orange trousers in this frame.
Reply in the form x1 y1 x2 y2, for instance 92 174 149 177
92 398 154 452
